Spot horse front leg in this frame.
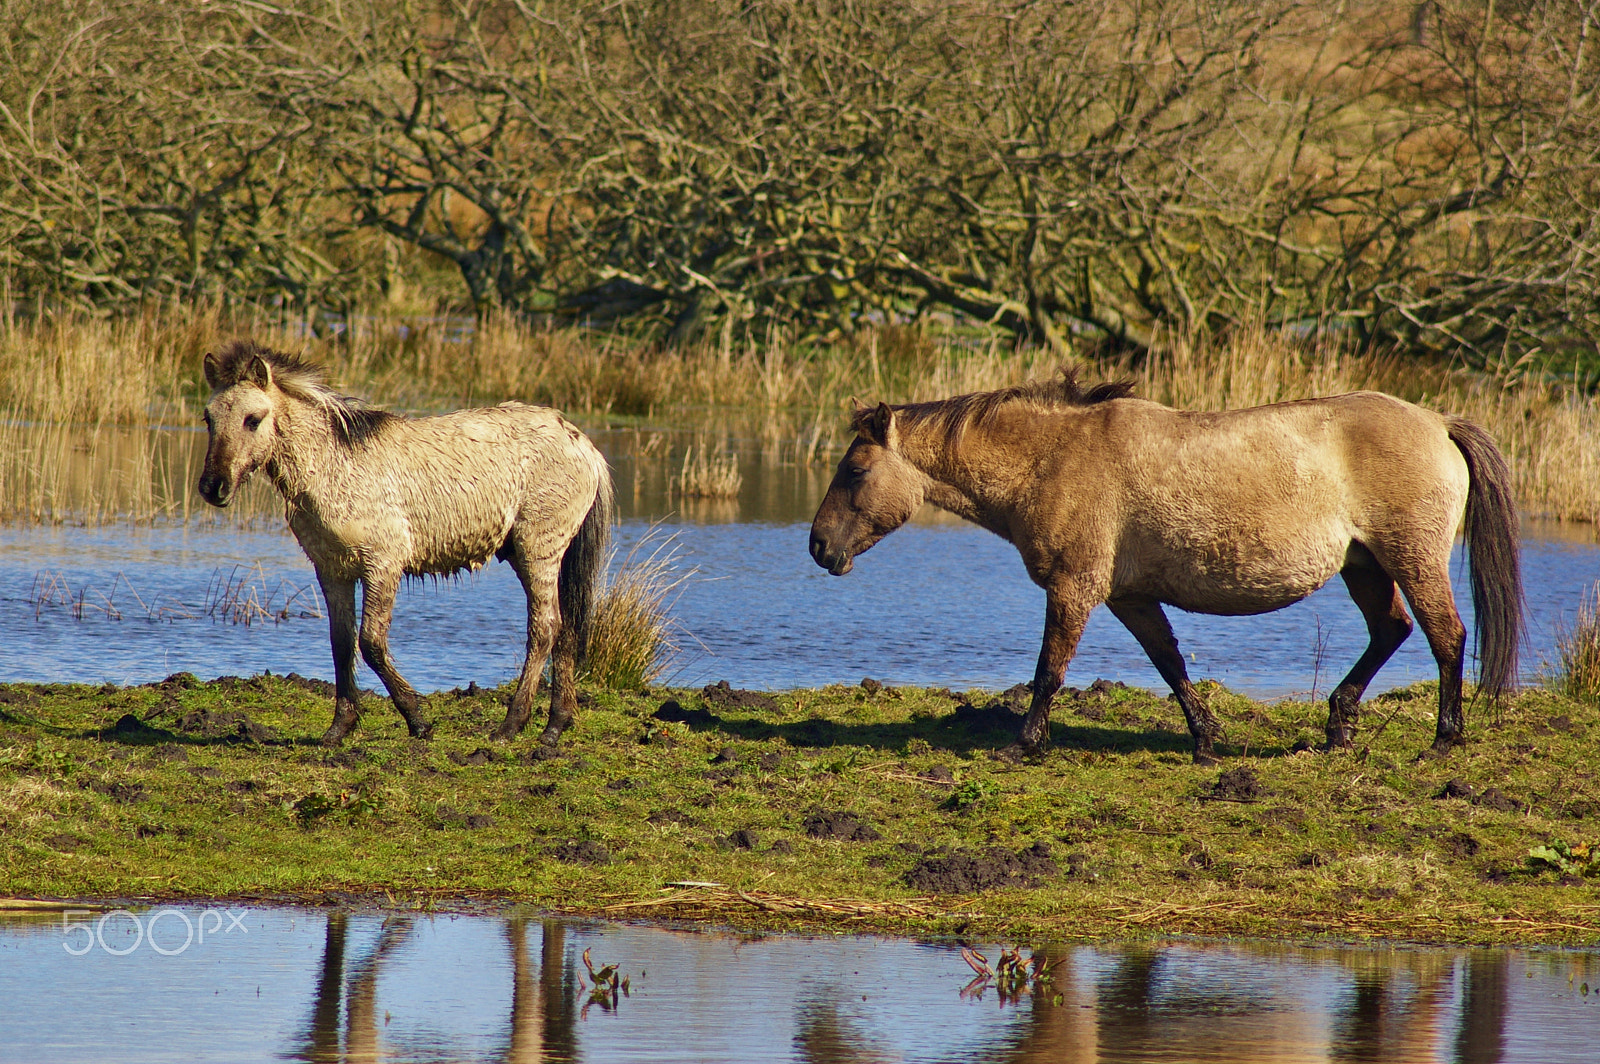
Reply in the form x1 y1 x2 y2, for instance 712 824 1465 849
1019 582 1097 752
318 571 362 746
1106 596 1224 764
356 571 433 740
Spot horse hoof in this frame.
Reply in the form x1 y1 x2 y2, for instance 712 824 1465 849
409 721 434 741
319 727 349 748
1192 750 1221 767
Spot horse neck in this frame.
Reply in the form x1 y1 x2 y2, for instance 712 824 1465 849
265 395 345 505
896 409 1038 521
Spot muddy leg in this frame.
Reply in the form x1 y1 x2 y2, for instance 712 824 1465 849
1019 583 1096 752
1326 562 1413 751
318 571 362 746
1106 596 1224 765
543 618 581 747
356 572 432 739
1399 568 1468 754
492 548 560 744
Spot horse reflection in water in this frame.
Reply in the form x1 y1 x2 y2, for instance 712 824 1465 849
296 915 578 1064
990 945 1508 1064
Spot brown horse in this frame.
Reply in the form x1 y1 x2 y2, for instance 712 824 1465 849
199 340 614 748
809 372 1523 762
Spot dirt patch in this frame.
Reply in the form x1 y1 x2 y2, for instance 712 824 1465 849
905 841 1060 893
447 747 495 767
1476 786 1521 813
1444 832 1482 858
647 808 695 826
710 746 738 765
523 782 557 798
551 840 612 865
701 680 779 712
756 751 783 772
280 673 338 699
1438 778 1521 812
652 699 720 727
82 779 146 803
718 829 759 851
101 714 179 744
802 811 881 842
953 696 1026 732
1211 766 1266 802
606 776 636 791
176 709 275 744
520 745 566 764
434 805 494 830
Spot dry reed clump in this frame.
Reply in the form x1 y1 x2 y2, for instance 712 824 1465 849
674 445 741 500
583 529 694 690
0 302 1598 528
1551 583 1600 703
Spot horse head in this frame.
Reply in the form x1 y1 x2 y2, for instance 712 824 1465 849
809 400 925 576
198 345 283 507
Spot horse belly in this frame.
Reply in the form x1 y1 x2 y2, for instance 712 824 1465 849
1129 525 1350 617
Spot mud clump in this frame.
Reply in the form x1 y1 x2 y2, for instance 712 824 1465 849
1211 766 1266 801
82 778 146 803
281 673 338 699
905 842 1060 893
701 680 779 712
551 840 612 865
652 699 719 727
1437 779 1521 812
175 709 275 744
447 747 494 767
646 808 695 827
802 811 881 842
104 714 180 744
718 829 759 851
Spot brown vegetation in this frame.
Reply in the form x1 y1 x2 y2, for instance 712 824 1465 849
3 2 1598 371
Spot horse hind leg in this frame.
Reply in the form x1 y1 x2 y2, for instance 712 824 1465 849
356 571 433 740
1106 596 1225 765
1397 566 1468 755
490 542 561 745
1325 560 1414 751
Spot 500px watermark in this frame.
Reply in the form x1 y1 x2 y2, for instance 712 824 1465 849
60 908 248 957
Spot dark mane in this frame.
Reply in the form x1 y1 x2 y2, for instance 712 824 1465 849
857 367 1136 445
208 339 401 448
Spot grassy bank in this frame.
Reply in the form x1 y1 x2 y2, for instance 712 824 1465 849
3 674 1598 945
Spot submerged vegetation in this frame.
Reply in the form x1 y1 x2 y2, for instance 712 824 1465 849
2 674 1598 945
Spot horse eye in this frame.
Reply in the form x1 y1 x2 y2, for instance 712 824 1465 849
849 466 868 478
244 414 263 432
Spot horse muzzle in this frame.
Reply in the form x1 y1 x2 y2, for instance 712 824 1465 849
197 473 233 508
808 532 854 576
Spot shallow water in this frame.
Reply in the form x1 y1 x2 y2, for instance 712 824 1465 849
0 424 1596 697
1 907 1595 1063
0 520 1595 701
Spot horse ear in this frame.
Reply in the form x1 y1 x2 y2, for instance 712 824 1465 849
245 354 274 390
202 352 223 390
865 402 899 450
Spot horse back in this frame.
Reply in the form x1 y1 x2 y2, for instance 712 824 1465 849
1020 392 1470 613
293 402 606 579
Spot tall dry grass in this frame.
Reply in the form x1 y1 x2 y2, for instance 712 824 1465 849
0 303 1595 528
1550 582 1600 703
583 529 694 690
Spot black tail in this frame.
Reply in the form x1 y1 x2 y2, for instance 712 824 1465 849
556 468 615 666
1447 418 1525 699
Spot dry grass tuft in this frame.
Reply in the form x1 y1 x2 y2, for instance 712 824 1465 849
674 445 742 500
583 528 694 690
1551 582 1600 703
